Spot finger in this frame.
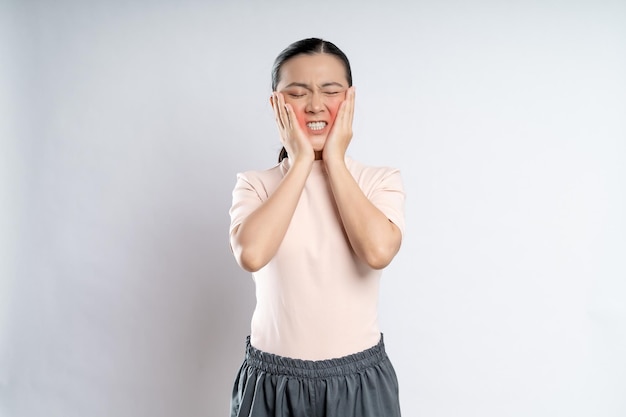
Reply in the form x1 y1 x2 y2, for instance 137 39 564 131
336 87 354 132
277 93 291 130
345 86 355 126
284 103 295 130
334 95 349 128
278 93 290 130
271 93 285 130
328 88 354 142
336 87 353 128
279 94 292 129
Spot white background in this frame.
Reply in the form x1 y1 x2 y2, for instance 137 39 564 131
1 1 625 416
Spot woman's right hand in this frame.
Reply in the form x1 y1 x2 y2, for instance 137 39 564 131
271 92 314 164
232 93 315 272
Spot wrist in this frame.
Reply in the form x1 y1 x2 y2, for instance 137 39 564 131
323 154 347 171
291 154 315 170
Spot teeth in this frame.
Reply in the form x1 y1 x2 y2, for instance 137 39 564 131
307 121 326 131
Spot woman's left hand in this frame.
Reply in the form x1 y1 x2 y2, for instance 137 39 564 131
323 86 355 163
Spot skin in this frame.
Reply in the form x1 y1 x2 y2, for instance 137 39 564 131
231 53 402 272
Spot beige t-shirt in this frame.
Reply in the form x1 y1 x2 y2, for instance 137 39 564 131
229 156 405 360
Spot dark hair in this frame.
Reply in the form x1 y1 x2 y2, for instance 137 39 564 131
271 38 353 162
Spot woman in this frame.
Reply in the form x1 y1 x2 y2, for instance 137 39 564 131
229 38 405 417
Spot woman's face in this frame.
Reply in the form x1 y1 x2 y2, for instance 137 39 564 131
274 53 349 152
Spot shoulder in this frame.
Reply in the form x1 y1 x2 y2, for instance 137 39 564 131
346 157 403 186
233 160 288 197
236 160 287 183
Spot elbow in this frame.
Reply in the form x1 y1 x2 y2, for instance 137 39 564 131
239 259 265 272
231 227 268 272
364 255 393 270
361 233 402 270
363 222 402 270
235 246 268 273
362 245 398 270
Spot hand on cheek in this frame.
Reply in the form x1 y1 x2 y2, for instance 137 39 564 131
323 86 355 162
271 92 315 164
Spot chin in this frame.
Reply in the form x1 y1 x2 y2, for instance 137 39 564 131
309 135 327 151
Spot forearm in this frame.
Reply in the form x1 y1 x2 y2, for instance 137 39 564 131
231 160 312 272
324 158 402 269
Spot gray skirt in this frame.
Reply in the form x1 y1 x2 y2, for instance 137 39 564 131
230 334 402 417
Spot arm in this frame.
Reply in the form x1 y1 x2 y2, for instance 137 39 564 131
230 160 311 272
323 87 402 269
325 160 402 270
230 92 314 272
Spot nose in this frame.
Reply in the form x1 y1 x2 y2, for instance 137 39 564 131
305 92 324 113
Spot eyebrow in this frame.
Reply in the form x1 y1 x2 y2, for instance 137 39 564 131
283 81 346 90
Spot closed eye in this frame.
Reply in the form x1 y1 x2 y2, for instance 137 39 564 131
288 93 306 98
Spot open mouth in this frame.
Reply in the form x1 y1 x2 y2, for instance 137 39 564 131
306 121 327 131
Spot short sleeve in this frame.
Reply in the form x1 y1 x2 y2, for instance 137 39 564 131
229 172 265 236
367 168 406 237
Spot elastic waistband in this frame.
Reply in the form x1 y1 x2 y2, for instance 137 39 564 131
244 334 388 378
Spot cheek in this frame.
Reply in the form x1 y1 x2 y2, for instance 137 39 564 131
293 109 307 130
282 98 307 129
327 102 343 125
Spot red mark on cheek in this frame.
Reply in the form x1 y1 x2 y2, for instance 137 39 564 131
289 100 343 131
292 110 307 130
327 105 341 128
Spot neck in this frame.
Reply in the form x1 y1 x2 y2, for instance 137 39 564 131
314 151 323 160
